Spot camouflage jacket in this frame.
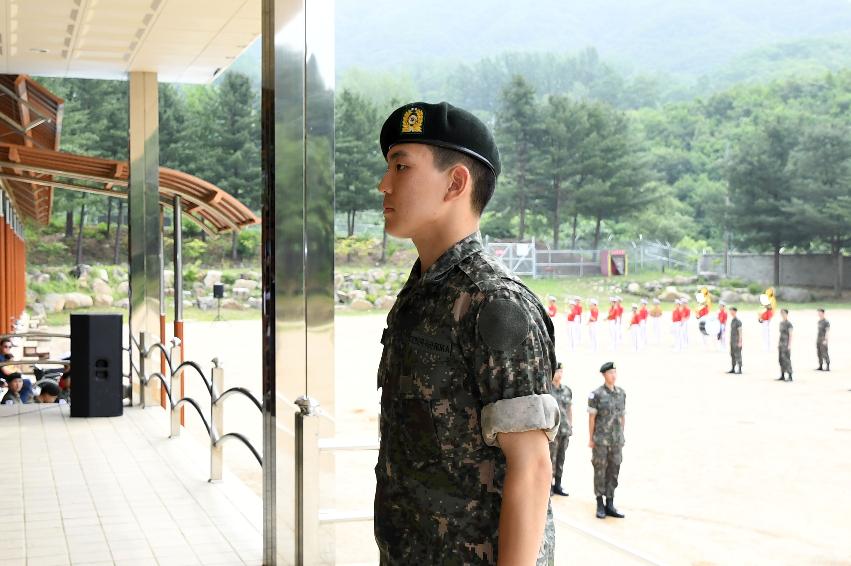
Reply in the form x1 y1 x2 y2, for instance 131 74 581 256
550 385 572 437
587 385 626 447
375 232 559 565
817 319 830 340
779 321 793 349
729 318 742 344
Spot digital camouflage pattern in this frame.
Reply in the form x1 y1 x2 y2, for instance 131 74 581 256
549 384 572 485
588 385 626 498
779 320 793 373
730 317 742 365
817 318 830 366
375 232 557 565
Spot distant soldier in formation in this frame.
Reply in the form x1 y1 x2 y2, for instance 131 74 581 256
588 298 600 352
777 309 794 382
549 362 572 497
727 307 742 374
649 298 663 343
816 308 830 372
588 362 626 520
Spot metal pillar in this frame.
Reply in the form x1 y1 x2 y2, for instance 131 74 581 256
262 0 336 563
173 196 185 425
128 71 162 402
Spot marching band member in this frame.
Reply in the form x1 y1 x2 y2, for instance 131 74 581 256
758 289 776 352
573 297 584 347
695 289 712 346
628 304 641 352
650 298 663 344
638 298 649 346
681 298 691 350
588 298 600 352
566 298 577 351
671 299 683 351
615 296 624 339
717 301 728 350
607 297 619 351
547 295 558 318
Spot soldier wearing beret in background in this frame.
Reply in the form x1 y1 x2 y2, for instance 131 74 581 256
588 361 626 520
374 102 558 565
816 308 830 372
549 362 572 497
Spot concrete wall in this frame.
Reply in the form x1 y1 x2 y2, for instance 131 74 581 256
700 253 850 289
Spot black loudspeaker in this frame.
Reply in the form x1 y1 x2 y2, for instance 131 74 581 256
213 283 224 298
70 313 123 418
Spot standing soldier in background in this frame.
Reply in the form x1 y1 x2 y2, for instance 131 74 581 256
777 309 794 382
546 295 558 318
550 362 572 497
588 362 626 520
650 298 663 343
607 297 619 351
717 301 729 350
816 308 830 371
588 298 600 352
727 307 742 374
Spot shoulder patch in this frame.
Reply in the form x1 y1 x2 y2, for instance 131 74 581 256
478 298 530 351
588 392 595 399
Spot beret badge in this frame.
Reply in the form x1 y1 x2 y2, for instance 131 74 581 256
401 107 424 133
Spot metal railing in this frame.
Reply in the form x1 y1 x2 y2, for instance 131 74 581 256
128 331 263 481
295 395 379 564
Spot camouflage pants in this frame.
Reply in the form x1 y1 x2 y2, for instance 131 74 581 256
730 346 742 366
549 434 569 484
779 347 792 373
591 444 623 498
817 342 830 366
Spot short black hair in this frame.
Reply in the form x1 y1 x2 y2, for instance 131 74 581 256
781 309 789 315
730 307 738 312
0 338 11 347
39 381 61 398
429 146 496 216
817 308 825 313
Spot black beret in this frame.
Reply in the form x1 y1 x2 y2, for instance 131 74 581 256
556 362 563 370
380 102 501 176
600 362 616 373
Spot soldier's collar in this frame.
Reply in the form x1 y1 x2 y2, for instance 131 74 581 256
417 232 483 282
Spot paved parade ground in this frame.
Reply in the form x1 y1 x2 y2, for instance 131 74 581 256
30 306 851 565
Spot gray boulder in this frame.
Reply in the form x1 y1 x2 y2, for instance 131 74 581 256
233 278 259 291
375 295 397 310
740 293 758 304
203 270 222 289
657 286 681 302
115 298 130 309
117 281 130 296
64 293 93 309
350 298 374 311
95 268 109 282
94 294 114 307
776 287 812 303
92 278 111 295
720 290 742 304
197 297 217 311
626 282 641 294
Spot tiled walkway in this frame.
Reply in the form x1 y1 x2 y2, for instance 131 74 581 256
0 404 262 566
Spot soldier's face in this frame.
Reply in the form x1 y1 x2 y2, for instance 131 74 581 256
553 369 562 386
378 143 451 239
603 369 617 387
818 311 824 319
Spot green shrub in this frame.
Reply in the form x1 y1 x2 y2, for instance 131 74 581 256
184 262 202 283
748 283 763 295
221 272 238 285
238 229 261 260
184 239 208 261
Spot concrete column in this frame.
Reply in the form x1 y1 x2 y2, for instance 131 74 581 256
128 71 162 402
261 0 336 563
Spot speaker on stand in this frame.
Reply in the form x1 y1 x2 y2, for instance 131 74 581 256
70 313 123 417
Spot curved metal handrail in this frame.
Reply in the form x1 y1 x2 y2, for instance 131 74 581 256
0 332 71 340
173 360 213 394
214 432 263 466
173 397 213 438
215 386 262 412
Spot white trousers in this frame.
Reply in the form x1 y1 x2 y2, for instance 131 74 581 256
762 322 771 351
588 322 598 352
609 320 619 350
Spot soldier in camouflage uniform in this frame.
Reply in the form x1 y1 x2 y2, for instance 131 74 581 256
816 308 830 371
549 362 572 496
727 307 743 374
375 102 559 565
588 361 626 519
776 309 794 382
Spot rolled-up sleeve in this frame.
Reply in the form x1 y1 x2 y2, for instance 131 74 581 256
468 292 558 447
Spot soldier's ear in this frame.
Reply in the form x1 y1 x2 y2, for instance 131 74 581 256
445 164 471 204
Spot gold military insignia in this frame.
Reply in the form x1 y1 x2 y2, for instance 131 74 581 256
401 107 424 133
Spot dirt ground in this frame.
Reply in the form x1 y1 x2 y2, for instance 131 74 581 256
44 306 849 565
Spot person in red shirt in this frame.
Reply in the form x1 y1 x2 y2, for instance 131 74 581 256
681 299 691 349
716 301 728 349
607 297 619 351
695 293 711 346
566 298 577 351
588 298 600 352
759 303 774 351
638 299 649 346
546 295 558 318
573 298 584 348
671 299 683 351
628 304 641 351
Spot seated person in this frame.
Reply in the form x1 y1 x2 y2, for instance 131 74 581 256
1 372 25 404
1 338 33 403
58 365 71 403
34 380 61 404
